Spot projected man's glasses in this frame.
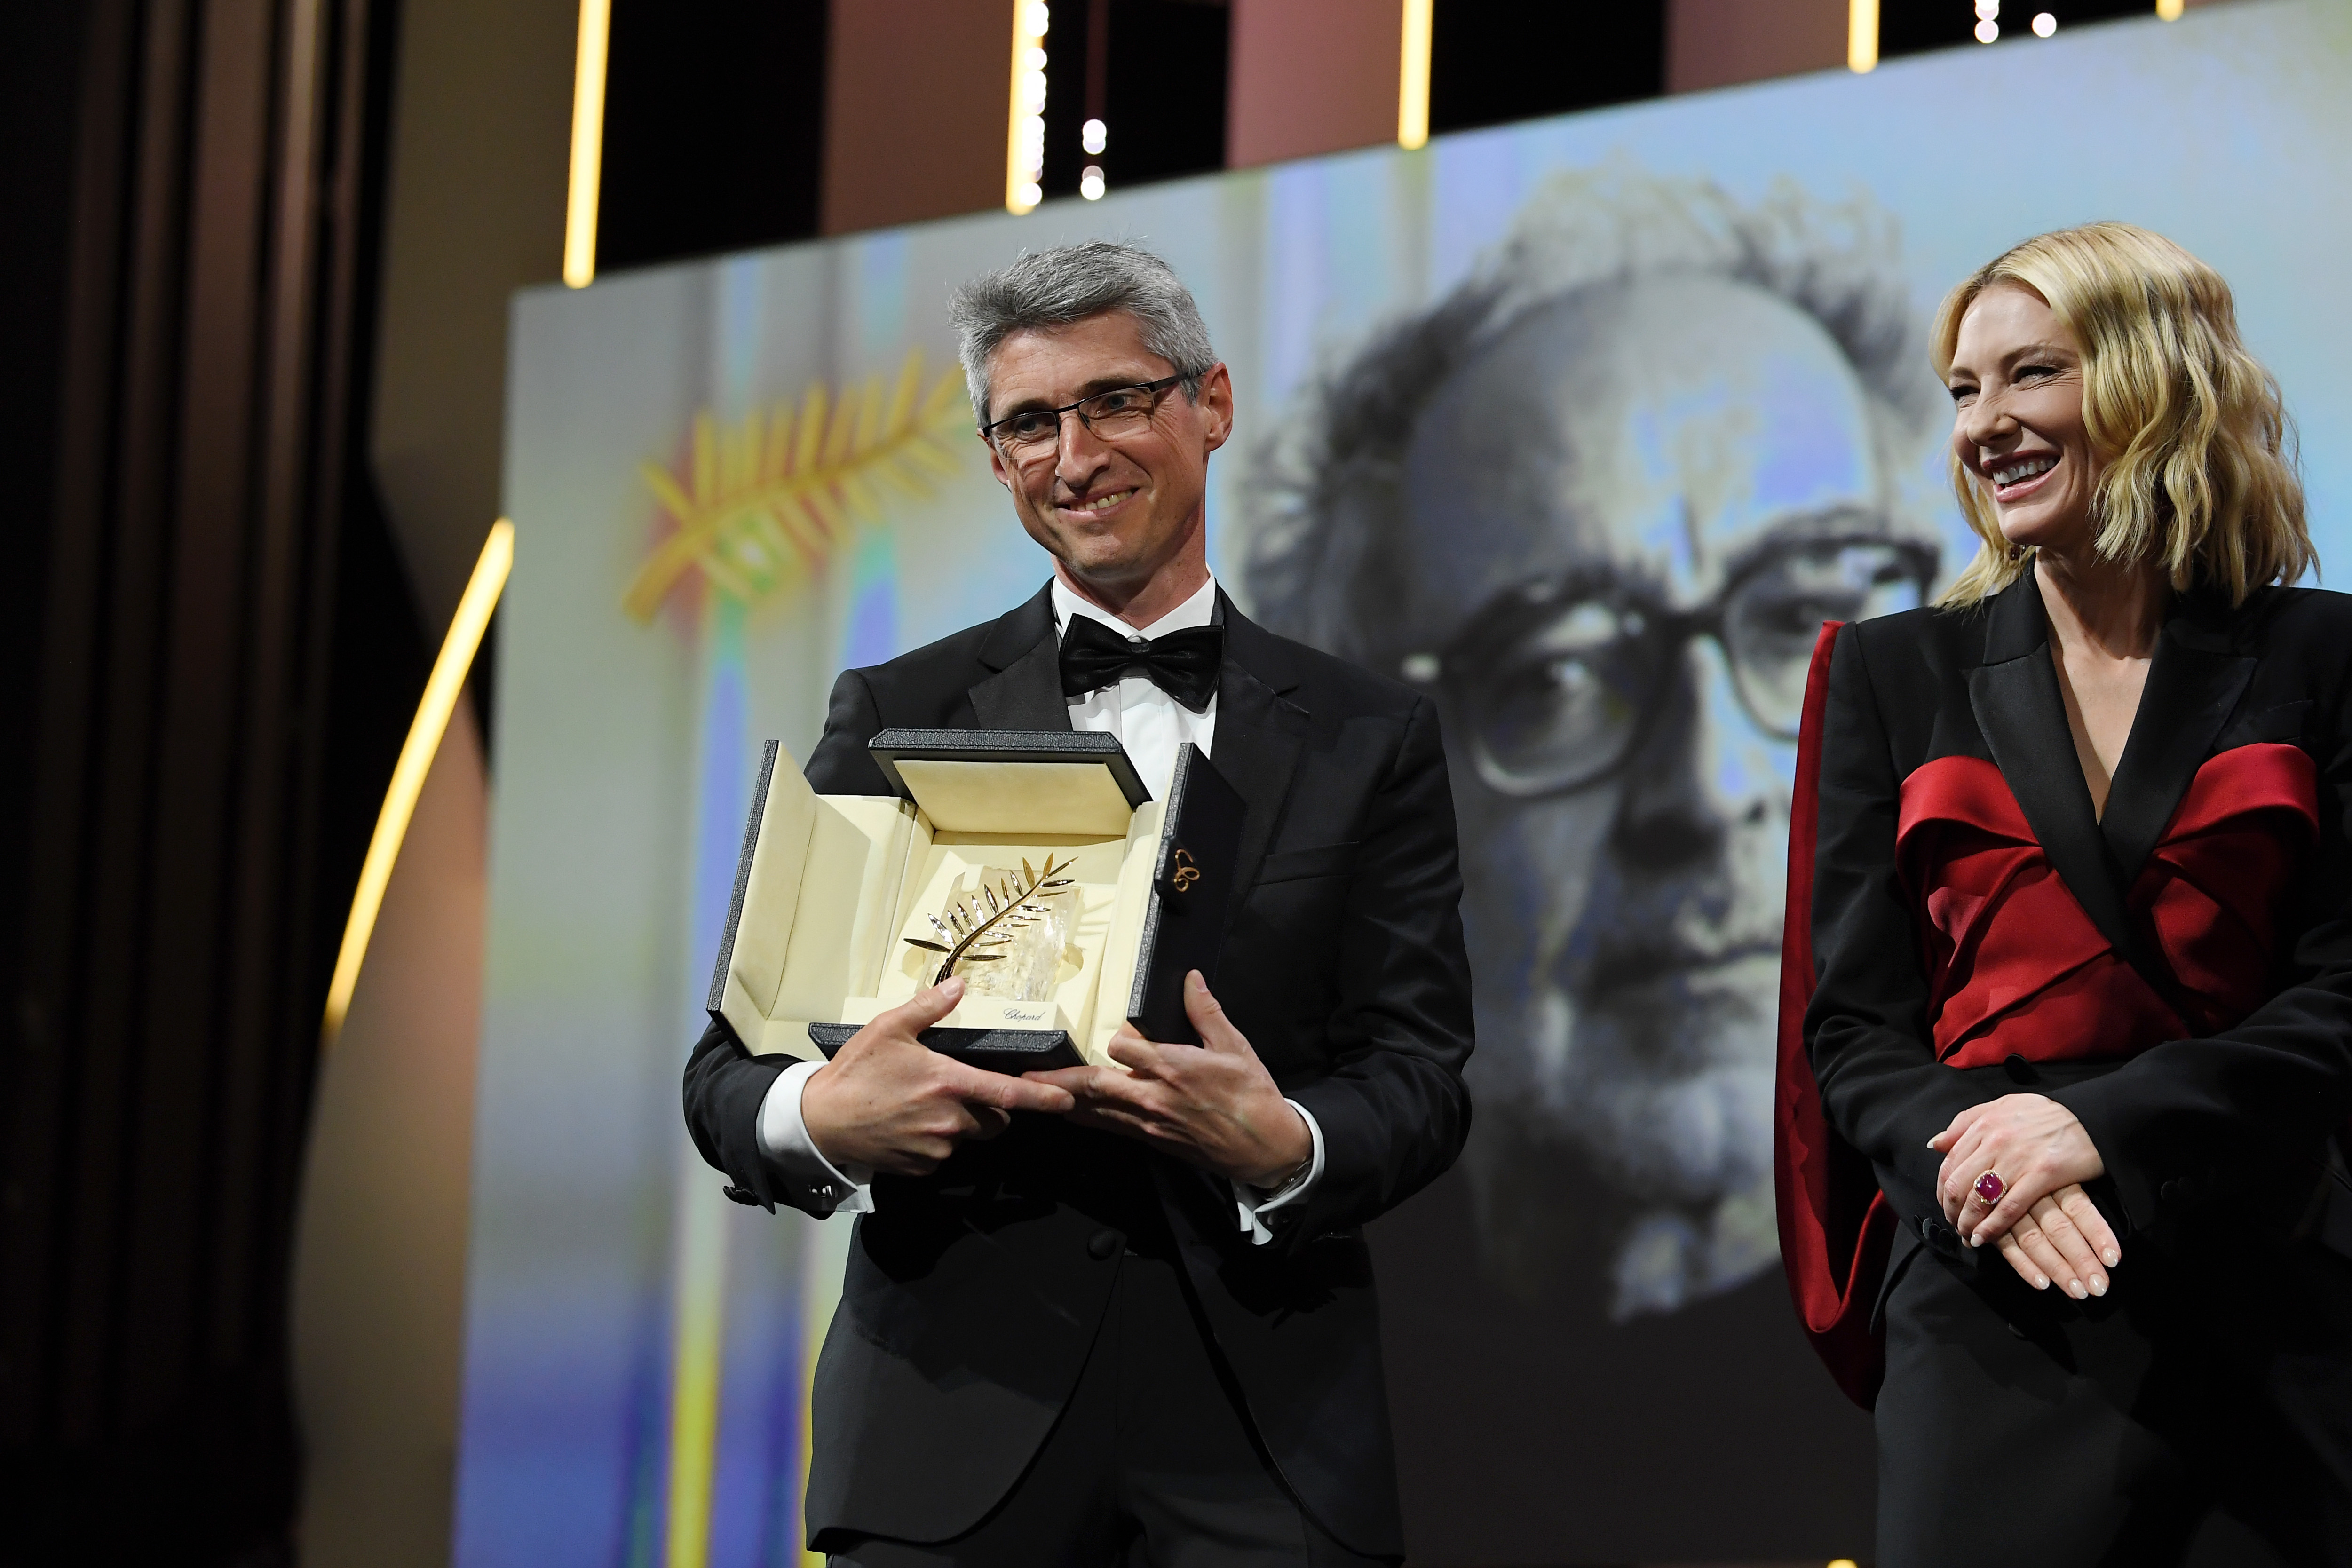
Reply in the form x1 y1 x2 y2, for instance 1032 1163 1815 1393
1402 534 1935 798
982 374 1186 459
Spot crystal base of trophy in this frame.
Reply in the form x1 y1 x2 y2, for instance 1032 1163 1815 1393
709 729 1242 1074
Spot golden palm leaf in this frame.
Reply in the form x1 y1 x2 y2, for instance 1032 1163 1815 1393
623 349 971 622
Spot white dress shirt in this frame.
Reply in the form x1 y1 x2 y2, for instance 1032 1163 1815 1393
1053 574 1220 801
753 572 1325 1243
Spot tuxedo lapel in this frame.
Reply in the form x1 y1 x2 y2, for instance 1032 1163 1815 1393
1966 574 2140 962
1211 594 1308 909
967 581 1074 732
2099 609 2255 888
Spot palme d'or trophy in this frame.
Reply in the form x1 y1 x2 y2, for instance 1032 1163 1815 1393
707 729 1244 1074
907 855 1081 998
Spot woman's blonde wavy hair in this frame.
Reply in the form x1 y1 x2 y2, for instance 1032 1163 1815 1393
1932 222 2311 607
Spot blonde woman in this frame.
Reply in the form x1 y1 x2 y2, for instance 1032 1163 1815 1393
1777 222 2352 1564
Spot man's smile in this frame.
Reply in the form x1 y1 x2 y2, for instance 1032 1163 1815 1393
1054 486 1140 522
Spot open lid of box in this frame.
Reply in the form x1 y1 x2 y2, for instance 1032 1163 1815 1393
867 728 1150 837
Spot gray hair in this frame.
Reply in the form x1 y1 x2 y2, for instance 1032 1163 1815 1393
948 240 1218 424
1239 164 1942 662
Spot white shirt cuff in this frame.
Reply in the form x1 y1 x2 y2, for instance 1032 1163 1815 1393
1232 1100 1324 1246
755 1058 874 1215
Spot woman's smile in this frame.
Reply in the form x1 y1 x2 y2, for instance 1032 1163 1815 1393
1988 451 2059 504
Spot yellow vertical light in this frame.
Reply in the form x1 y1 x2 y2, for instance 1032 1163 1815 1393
321 519 514 1046
1006 1 1048 214
1849 0 1880 71
662 1174 728 1568
2156 0 2185 17
1398 0 1432 150
563 0 611 288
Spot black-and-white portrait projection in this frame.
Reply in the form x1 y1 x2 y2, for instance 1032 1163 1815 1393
1243 166 1944 1318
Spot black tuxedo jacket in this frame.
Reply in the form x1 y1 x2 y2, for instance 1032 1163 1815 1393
1802 573 2352 1297
681 581 1474 1554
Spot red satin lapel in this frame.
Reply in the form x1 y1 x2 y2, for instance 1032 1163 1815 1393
1892 744 2318 1064
2138 744 2317 1032
1897 756 2158 1062
2157 743 2317 841
1898 753 2032 845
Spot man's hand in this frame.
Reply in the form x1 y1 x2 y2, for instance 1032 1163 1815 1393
1022 971 1312 1188
800 976 1077 1177
1929 1093 2119 1296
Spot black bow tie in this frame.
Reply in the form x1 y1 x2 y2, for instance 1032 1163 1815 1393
1058 614 1225 713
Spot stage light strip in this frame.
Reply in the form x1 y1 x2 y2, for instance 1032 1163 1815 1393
563 0 611 287
1397 0 1432 149
1849 0 1879 71
2155 0 2183 17
1006 0 1047 214
320 519 514 1047
663 1173 728 1568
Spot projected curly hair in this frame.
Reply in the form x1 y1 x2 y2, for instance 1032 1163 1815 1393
1238 164 1940 660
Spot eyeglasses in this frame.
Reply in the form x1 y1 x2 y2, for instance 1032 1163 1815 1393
980 375 1186 459
1400 534 1936 799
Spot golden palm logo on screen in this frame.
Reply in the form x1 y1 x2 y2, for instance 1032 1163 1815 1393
623 348 967 621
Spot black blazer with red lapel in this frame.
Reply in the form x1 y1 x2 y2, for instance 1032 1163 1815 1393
680 580 1475 1555
1804 570 2352 1279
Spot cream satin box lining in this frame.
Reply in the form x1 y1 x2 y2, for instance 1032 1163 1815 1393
709 741 1167 1069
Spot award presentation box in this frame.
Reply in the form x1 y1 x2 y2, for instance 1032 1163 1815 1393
708 729 1243 1074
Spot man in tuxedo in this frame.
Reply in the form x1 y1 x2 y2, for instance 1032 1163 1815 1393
682 241 1474 1567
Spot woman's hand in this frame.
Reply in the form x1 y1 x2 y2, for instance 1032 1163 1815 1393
1928 1094 2119 1294
1988 1185 2115 1299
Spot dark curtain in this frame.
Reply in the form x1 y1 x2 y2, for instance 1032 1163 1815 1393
0 0 410 1560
